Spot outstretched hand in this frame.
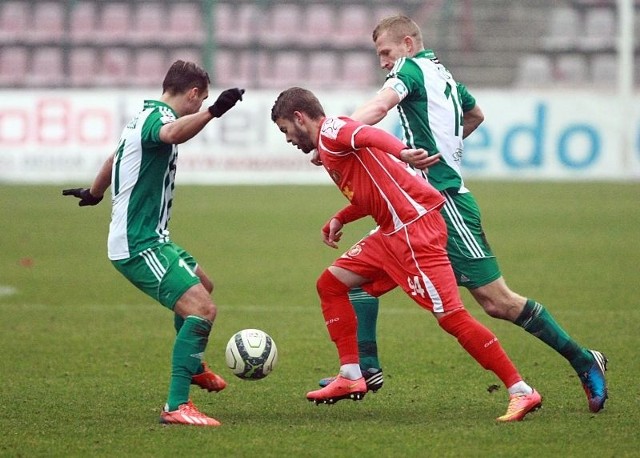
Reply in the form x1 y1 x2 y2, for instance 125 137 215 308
62 188 103 206
208 88 245 118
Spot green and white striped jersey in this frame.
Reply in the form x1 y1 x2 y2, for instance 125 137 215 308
108 100 178 260
384 49 476 193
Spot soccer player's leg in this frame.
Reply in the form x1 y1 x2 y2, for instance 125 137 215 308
112 244 221 425
445 191 607 412
307 268 367 405
317 233 394 391
173 250 227 393
165 281 219 424
394 213 542 421
336 230 384 375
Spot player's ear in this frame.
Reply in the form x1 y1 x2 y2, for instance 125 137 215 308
403 35 413 53
293 110 305 125
188 86 201 101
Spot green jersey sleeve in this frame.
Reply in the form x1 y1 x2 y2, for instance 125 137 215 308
456 82 476 112
389 57 425 101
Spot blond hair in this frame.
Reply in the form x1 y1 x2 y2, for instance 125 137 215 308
372 15 423 47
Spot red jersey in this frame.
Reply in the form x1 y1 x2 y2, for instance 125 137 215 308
317 116 445 235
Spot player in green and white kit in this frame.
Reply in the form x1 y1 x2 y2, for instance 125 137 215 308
320 15 608 413
63 60 244 426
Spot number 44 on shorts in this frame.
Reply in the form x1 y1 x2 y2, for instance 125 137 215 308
408 275 426 298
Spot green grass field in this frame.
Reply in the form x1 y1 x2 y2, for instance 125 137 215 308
1 182 638 457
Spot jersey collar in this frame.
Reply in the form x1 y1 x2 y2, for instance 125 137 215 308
414 49 436 59
143 99 177 116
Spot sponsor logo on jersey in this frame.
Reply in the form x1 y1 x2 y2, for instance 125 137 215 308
321 117 346 140
341 184 354 201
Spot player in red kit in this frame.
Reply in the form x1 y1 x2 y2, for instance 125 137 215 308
271 87 542 422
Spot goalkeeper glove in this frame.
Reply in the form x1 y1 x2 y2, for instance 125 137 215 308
62 188 103 206
208 88 245 118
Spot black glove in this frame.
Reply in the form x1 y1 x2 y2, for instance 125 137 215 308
208 88 245 118
62 188 103 206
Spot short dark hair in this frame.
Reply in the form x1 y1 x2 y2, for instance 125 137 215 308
162 60 210 95
271 87 326 122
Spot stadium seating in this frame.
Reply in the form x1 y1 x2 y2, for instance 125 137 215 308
29 2 65 44
133 49 168 87
215 3 258 46
69 1 98 44
0 46 29 86
257 51 305 88
515 54 553 87
340 52 377 87
301 4 336 46
541 7 581 52
307 52 340 88
132 2 167 45
214 49 253 88
0 1 634 89
591 53 617 84
555 53 589 85
261 4 303 46
0 1 29 43
166 3 204 46
69 47 100 87
335 5 373 48
26 47 65 87
98 48 131 86
97 3 132 45
579 7 617 52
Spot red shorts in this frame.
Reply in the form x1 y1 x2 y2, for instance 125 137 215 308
332 211 463 313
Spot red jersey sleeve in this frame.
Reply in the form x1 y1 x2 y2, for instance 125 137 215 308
351 124 407 158
320 116 406 158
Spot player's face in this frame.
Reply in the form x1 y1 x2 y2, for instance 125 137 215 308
375 30 411 71
184 87 209 116
275 117 315 154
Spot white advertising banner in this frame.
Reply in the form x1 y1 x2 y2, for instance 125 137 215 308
0 89 638 183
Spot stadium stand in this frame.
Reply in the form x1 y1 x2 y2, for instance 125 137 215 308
0 0 636 89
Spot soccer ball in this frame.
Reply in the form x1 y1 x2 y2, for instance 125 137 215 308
225 329 278 380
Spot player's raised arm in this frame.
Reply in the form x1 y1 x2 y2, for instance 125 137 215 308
160 88 244 145
350 86 400 126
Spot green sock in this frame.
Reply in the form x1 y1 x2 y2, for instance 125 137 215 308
349 288 380 371
166 315 211 411
174 313 204 375
515 299 592 373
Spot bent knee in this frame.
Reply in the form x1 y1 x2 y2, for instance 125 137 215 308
175 286 217 321
476 294 525 321
316 269 350 298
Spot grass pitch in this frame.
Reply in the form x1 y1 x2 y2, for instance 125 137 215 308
0 182 638 457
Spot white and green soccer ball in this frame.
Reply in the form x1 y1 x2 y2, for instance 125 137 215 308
225 329 278 380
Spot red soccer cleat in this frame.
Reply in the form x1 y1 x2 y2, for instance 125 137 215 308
191 362 227 393
160 400 221 426
306 375 367 405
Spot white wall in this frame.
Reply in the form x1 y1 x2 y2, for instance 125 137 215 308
1 88 638 184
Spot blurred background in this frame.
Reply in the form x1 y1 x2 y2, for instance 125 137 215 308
0 0 636 89
0 0 638 183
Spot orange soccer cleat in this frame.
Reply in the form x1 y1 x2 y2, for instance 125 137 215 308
496 389 543 422
160 400 221 426
191 362 227 393
306 375 367 405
